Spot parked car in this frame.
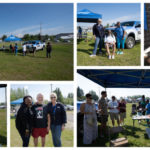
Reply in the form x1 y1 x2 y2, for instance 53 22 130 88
66 105 74 111
24 40 45 52
106 21 141 49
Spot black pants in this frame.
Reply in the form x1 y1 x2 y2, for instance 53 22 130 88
19 132 30 147
47 52 51 58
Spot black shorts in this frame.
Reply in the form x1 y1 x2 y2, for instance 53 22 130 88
99 115 108 124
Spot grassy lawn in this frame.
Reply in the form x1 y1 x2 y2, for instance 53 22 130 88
0 109 7 147
0 42 73 80
11 117 73 147
78 103 150 147
77 37 141 66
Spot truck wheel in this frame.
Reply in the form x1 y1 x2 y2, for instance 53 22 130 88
125 36 135 49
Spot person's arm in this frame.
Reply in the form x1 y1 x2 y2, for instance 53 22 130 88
61 105 67 131
47 114 50 132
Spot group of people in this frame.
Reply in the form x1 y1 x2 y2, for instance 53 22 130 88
15 93 67 147
9 43 18 56
90 19 126 59
132 95 150 125
80 91 126 145
9 42 52 58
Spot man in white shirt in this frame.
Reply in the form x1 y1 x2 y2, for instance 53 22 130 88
108 96 120 127
23 44 26 56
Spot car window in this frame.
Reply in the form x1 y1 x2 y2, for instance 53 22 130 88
121 22 134 27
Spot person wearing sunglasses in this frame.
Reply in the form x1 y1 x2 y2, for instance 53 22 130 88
80 93 98 145
46 93 67 147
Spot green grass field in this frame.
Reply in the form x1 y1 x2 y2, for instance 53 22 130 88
0 109 7 147
0 42 73 80
78 103 150 147
77 37 141 66
11 117 73 147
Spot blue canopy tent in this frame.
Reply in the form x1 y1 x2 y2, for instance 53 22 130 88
77 9 102 23
11 98 23 105
77 69 150 88
144 4 148 30
4 35 21 42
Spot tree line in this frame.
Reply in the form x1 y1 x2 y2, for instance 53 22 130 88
10 87 74 105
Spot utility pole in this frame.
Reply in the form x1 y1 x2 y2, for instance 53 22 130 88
40 22 42 40
50 84 53 93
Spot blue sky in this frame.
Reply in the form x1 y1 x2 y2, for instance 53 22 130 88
77 3 140 26
0 3 73 38
11 84 73 101
77 74 150 99
0 88 6 103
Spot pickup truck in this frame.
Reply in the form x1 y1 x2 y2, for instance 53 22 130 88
106 21 141 49
24 40 46 51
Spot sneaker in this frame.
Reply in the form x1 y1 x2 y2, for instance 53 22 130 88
112 55 115 59
108 55 111 59
117 51 120 55
90 54 96 57
99 51 103 55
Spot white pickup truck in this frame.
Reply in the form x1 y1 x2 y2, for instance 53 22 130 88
24 40 46 51
106 21 141 49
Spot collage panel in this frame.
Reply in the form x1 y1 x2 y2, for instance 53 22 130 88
10 84 74 147
0 3 73 81
77 3 141 66
77 69 150 147
0 84 7 147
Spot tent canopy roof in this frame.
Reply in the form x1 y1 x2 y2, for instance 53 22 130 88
77 9 102 23
4 35 21 42
11 98 23 105
77 69 150 88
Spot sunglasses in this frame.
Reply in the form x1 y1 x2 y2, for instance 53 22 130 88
51 97 56 99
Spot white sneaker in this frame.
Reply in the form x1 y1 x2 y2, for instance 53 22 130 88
90 54 96 57
112 55 115 59
108 55 111 59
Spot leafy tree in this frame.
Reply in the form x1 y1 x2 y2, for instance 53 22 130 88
53 88 63 103
77 86 84 100
23 34 30 41
89 90 99 101
68 93 73 98
2 35 7 41
10 88 29 101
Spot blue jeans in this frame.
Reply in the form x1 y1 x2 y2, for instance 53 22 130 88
117 37 126 49
51 125 62 147
93 37 103 55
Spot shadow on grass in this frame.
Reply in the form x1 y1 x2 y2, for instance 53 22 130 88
0 135 7 146
77 124 146 147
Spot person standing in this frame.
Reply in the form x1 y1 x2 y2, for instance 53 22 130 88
32 93 50 147
108 96 120 127
90 18 105 57
78 26 82 39
118 99 126 126
23 44 26 56
114 22 126 55
46 42 52 58
98 91 108 138
14 43 18 56
80 93 98 144
15 96 34 147
46 93 67 147
141 95 146 115
10 44 13 52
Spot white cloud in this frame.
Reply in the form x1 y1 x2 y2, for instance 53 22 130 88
1 24 73 38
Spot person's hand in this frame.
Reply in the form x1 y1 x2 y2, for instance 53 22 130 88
62 124 65 131
94 36 96 40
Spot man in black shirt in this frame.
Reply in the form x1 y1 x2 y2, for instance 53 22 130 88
90 19 105 57
32 93 50 147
